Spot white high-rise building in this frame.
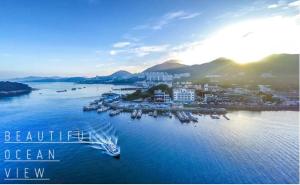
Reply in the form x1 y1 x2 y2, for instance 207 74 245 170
173 88 195 102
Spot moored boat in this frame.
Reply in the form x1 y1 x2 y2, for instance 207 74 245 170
131 109 137 119
136 109 142 119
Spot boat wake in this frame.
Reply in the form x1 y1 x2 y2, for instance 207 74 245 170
74 122 120 158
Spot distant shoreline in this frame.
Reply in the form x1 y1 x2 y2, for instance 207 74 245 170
0 89 32 97
0 81 33 98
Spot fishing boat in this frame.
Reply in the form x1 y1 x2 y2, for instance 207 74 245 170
168 112 172 118
109 109 122 116
97 106 109 113
181 112 190 122
136 109 142 119
187 112 198 122
83 105 98 111
153 110 158 118
223 114 230 120
56 90 67 93
131 109 137 119
210 114 220 119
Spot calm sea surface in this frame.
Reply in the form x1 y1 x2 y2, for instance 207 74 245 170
0 82 299 184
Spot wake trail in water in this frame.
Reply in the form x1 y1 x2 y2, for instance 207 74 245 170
78 121 120 157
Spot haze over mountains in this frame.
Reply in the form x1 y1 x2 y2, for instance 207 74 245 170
10 53 299 89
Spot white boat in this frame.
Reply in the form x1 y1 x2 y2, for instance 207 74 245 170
187 112 198 122
153 110 158 118
210 114 220 119
131 109 137 119
100 139 120 158
97 106 109 113
109 109 122 116
83 105 98 111
136 109 142 119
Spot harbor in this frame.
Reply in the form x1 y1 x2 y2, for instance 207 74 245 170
82 94 230 123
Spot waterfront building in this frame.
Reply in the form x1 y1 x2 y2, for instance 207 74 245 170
154 90 171 103
173 88 195 102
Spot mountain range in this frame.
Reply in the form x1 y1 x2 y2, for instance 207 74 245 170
143 60 187 72
9 53 299 90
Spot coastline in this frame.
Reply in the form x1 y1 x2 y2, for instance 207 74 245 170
0 89 32 97
104 101 299 114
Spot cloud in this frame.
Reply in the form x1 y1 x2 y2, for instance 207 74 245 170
112 42 131 48
109 44 169 57
109 50 119 55
266 0 300 10
179 12 201 20
134 10 200 30
133 45 169 57
288 0 300 8
268 4 279 9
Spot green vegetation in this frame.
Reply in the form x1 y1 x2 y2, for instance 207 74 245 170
148 54 299 90
258 92 281 103
0 81 32 97
124 84 172 101
0 81 32 91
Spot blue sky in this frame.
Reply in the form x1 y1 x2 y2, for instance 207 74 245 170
0 0 299 78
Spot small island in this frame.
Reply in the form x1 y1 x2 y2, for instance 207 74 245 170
0 81 33 97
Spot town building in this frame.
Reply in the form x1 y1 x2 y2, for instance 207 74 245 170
144 72 173 82
154 90 171 103
173 88 195 102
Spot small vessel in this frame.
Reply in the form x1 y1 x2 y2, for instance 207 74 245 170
131 109 137 119
71 88 77 91
88 123 121 159
136 109 142 119
56 90 67 93
223 114 230 120
101 139 120 158
83 105 98 111
168 112 172 118
210 114 220 119
181 112 190 123
153 110 158 118
97 106 109 113
109 109 122 116
187 112 198 122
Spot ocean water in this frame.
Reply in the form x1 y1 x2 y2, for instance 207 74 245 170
0 82 299 184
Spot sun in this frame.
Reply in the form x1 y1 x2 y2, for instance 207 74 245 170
173 15 300 65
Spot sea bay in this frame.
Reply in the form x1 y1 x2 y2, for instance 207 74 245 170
0 82 298 183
